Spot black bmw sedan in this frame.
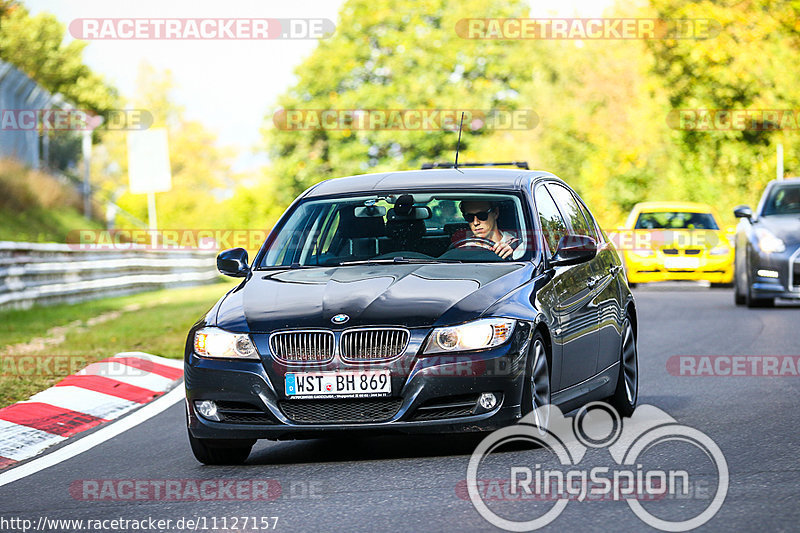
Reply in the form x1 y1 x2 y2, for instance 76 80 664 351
184 168 638 464
734 177 800 307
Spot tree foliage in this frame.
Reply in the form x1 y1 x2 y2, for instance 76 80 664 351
265 0 533 209
261 0 800 229
0 3 118 114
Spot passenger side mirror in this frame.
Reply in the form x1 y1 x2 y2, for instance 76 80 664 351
733 205 753 219
217 247 250 277
550 235 597 267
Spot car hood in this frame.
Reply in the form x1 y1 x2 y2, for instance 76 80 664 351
215 263 532 332
757 215 800 246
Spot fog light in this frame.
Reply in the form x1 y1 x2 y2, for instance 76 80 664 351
757 269 779 279
195 400 220 421
478 393 497 411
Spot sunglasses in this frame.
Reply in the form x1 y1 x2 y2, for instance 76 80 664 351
462 209 493 223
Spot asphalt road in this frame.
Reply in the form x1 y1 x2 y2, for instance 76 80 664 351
1 286 799 532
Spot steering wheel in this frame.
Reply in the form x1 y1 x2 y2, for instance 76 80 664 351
447 237 496 251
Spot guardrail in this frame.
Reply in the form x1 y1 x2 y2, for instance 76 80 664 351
0 242 221 311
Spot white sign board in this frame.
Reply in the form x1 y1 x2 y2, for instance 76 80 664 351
127 128 172 194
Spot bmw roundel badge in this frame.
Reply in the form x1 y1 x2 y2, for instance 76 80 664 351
331 313 350 324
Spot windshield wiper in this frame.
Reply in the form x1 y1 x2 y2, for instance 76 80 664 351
336 257 462 266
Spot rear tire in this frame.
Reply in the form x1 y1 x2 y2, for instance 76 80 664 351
522 332 551 434
607 317 638 417
188 432 254 465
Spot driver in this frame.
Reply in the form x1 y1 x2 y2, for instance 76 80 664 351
459 200 523 259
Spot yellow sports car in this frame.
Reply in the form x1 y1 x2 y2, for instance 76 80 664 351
621 202 734 287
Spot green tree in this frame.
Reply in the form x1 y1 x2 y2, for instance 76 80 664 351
646 0 800 213
264 0 534 210
0 3 118 114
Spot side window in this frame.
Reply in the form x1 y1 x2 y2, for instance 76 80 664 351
576 199 601 241
547 184 598 240
534 185 569 255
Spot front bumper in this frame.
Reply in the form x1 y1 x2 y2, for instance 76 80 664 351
625 251 733 284
748 245 800 299
185 323 531 440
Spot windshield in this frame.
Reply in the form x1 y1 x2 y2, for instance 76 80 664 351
259 192 533 267
762 185 800 216
634 211 719 230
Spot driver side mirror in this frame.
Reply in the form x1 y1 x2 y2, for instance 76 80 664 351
733 205 753 219
550 235 597 267
217 247 250 277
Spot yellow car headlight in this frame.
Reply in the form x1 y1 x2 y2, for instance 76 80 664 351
709 246 730 256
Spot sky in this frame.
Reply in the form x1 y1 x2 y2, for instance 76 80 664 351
25 0 612 173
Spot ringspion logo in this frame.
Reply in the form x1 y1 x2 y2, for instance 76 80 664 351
467 403 728 531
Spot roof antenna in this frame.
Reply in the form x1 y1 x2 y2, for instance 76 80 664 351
454 112 465 173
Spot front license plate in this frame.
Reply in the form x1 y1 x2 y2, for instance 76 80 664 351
664 256 700 270
285 370 391 399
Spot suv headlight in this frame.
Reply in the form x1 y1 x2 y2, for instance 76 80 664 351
422 318 515 355
755 228 785 253
194 327 258 359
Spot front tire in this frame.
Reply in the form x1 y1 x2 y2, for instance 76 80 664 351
188 432 254 465
745 270 774 308
608 317 638 417
734 269 746 305
522 332 551 433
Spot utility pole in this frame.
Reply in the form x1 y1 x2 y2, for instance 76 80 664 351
82 128 92 218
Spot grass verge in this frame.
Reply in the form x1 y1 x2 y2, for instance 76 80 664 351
0 280 238 408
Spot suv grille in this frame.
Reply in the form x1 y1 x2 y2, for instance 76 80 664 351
340 328 409 361
279 398 403 424
270 330 334 363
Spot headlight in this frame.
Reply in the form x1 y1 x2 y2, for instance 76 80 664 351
709 246 730 256
422 318 515 355
755 228 785 253
194 327 258 359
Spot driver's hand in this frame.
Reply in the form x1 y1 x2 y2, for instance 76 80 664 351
492 239 517 259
